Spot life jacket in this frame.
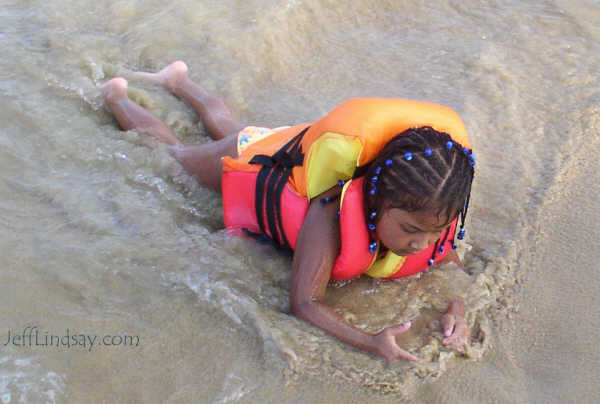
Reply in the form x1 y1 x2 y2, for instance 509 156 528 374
221 98 471 280
334 177 459 280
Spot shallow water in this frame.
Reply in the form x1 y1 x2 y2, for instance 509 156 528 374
1 0 599 402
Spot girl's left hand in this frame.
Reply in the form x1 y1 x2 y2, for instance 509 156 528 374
440 298 470 349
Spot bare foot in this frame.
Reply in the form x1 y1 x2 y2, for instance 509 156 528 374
98 77 129 103
98 77 181 147
127 61 189 92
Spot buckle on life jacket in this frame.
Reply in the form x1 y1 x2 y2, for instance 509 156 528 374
247 126 309 250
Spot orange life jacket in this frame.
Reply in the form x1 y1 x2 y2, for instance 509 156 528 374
221 98 470 279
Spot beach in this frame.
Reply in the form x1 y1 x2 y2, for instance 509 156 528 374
1 0 599 402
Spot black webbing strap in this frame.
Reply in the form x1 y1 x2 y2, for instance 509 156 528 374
272 134 304 246
247 126 308 250
352 164 370 179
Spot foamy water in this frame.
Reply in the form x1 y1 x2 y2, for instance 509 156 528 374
1 0 599 402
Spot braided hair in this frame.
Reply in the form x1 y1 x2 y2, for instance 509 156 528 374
362 126 475 261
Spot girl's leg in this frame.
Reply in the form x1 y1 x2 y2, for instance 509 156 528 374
100 78 236 192
100 77 180 146
127 61 245 141
169 136 237 192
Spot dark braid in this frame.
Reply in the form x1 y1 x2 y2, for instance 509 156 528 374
362 126 475 260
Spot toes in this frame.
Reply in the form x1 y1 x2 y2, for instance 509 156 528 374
166 60 188 75
99 78 128 101
160 61 189 91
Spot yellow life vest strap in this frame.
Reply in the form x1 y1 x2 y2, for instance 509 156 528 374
364 252 407 278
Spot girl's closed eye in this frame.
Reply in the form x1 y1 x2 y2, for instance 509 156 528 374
401 225 421 234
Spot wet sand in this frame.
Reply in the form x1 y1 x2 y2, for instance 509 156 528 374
0 0 599 402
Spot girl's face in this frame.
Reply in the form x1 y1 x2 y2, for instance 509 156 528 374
375 207 453 256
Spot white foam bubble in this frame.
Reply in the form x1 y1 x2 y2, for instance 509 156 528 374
0 355 66 404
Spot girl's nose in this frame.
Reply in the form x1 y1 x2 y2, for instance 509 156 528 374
409 234 438 252
409 237 428 252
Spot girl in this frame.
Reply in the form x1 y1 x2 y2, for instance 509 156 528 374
100 61 474 364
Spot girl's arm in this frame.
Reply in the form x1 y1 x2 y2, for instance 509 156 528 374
437 250 471 348
289 188 418 363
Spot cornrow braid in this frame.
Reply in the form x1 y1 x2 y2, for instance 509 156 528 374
362 126 475 263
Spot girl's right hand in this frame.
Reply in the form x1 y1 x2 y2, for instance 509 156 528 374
371 322 420 363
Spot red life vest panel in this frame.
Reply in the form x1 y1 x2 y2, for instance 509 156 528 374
332 177 458 280
222 173 458 280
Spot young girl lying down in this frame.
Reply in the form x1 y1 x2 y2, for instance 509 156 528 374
100 61 474 363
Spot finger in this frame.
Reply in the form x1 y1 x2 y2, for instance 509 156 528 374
441 314 455 337
442 335 459 346
442 328 461 345
387 321 412 336
398 350 420 362
387 349 419 363
465 327 471 341
443 336 460 349
442 327 461 344
450 322 470 348
443 335 457 346
443 330 468 348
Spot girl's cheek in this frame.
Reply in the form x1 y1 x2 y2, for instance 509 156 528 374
430 230 447 245
422 232 439 247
